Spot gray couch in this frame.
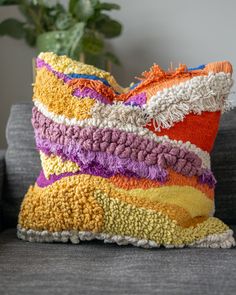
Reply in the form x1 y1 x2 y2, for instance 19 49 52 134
0 102 235 295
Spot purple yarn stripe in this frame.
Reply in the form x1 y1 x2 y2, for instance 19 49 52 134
37 170 79 188
36 136 168 183
32 108 216 187
124 92 147 107
35 135 216 187
32 107 203 176
198 170 217 188
36 58 71 83
72 87 111 104
36 163 121 188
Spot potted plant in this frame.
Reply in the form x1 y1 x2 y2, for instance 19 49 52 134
0 0 122 71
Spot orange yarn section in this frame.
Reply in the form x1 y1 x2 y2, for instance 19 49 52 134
205 61 233 74
137 76 199 101
146 111 221 152
119 64 208 102
108 169 214 200
68 78 116 102
122 61 232 101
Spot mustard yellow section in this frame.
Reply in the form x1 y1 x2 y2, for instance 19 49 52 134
33 67 95 120
40 152 80 179
38 52 125 93
18 174 228 246
20 174 213 231
19 176 104 232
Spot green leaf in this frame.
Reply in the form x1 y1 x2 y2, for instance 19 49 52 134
36 22 85 57
0 0 19 5
0 18 25 39
47 3 65 17
90 0 99 6
82 30 104 55
87 10 105 27
85 52 105 68
42 5 63 31
36 31 67 54
68 22 85 57
69 0 77 14
97 17 122 38
55 13 75 30
97 2 120 11
18 4 36 26
24 26 37 46
74 0 95 21
70 0 98 14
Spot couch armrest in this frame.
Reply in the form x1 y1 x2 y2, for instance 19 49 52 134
0 150 6 231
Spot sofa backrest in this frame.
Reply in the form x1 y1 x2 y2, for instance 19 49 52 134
211 108 236 224
3 103 40 227
2 102 236 227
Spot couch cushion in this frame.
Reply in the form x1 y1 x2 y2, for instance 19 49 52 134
0 150 5 230
0 227 235 295
3 103 40 227
2 103 236 227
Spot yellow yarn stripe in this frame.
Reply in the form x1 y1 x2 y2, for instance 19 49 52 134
113 185 213 218
38 52 125 93
40 152 80 179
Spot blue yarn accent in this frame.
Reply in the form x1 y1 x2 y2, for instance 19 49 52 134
130 82 141 90
188 64 205 71
67 73 111 87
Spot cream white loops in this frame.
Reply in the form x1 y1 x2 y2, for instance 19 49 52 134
92 101 147 127
189 229 235 248
34 101 211 169
145 72 233 130
17 225 235 249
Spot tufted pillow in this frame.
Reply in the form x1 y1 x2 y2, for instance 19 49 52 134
17 52 235 248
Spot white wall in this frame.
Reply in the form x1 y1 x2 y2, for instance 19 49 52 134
0 0 236 148
0 6 36 148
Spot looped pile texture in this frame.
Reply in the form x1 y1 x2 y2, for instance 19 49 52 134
17 52 235 248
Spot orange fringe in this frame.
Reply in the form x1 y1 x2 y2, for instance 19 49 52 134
68 78 116 103
68 61 232 104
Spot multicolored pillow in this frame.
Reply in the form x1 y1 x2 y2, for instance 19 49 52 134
17 52 235 248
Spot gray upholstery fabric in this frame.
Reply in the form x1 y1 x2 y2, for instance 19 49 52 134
0 150 5 230
212 110 236 224
0 228 235 295
2 102 236 227
3 103 40 227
